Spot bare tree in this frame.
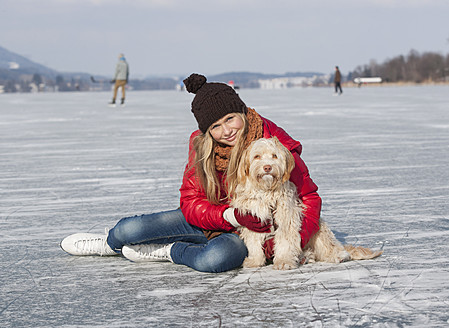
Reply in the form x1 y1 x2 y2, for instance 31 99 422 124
350 49 448 83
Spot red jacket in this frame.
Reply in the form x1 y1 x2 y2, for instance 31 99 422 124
179 115 322 254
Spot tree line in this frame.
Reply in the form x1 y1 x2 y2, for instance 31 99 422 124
0 71 178 93
3 49 449 93
349 50 449 83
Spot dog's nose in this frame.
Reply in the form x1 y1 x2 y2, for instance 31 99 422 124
263 165 272 173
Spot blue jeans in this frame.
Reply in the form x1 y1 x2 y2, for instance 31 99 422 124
107 209 248 273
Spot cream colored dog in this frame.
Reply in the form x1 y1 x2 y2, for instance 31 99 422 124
232 137 383 270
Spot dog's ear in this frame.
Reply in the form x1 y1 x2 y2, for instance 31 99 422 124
283 150 295 183
237 147 250 183
272 137 295 183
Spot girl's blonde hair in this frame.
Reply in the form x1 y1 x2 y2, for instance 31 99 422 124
192 112 249 204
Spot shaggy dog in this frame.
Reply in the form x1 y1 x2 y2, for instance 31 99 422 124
232 137 383 270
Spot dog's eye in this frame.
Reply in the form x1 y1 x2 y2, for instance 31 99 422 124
254 155 261 160
272 154 278 159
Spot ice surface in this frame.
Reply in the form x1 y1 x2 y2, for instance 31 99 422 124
1 86 449 327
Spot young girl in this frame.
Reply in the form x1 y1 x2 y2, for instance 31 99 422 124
61 73 322 273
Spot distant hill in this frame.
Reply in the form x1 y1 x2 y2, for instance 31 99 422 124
0 45 327 92
0 45 58 77
0 45 96 92
0 45 92 81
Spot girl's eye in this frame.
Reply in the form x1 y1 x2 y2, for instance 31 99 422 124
211 124 220 130
254 155 261 160
272 154 278 159
227 116 234 122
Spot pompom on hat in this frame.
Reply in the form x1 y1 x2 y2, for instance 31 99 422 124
183 73 247 133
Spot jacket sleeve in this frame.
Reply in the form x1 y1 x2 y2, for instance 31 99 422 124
290 149 322 248
179 133 235 232
126 63 129 82
114 63 119 80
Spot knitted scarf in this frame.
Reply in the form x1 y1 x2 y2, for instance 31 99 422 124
214 107 263 172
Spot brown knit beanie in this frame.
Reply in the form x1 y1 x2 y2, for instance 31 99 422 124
183 73 247 133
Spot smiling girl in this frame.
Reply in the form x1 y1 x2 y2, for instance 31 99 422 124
61 73 321 273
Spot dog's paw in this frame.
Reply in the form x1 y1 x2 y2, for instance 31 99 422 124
299 254 309 265
273 259 298 270
302 250 316 263
243 257 265 268
338 250 351 263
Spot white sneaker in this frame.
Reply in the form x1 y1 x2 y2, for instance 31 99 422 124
60 232 118 256
122 243 174 262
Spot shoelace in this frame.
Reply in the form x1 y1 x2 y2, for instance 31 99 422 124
138 245 169 259
75 237 109 255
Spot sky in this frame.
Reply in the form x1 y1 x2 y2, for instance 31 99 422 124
1 0 448 78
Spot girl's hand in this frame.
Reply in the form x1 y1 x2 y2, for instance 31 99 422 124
223 208 272 233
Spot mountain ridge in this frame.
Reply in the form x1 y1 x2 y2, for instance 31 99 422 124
0 45 325 83
0 45 58 76
0 45 328 92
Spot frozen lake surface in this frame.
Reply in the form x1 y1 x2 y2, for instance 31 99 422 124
1 86 448 327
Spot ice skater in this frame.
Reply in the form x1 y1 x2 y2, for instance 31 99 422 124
61 73 322 273
109 53 129 107
334 66 343 95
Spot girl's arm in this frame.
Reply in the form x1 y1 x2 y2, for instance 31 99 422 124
179 168 235 231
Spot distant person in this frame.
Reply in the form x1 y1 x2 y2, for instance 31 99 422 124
334 66 343 95
110 54 129 106
61 73 322 273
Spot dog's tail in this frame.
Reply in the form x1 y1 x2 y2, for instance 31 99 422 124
344 245 383 260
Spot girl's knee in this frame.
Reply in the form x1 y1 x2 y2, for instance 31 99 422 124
194 234 248 273
108 214 152 246
111 210 181 241
111 215 143 239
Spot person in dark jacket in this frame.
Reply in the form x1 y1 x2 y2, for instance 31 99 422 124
61 73 322 273
334 66 343 95
109 53 129 106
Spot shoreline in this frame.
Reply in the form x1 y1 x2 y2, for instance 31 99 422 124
342 81 449 88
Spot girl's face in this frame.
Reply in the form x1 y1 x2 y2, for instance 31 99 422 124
209 113 244 146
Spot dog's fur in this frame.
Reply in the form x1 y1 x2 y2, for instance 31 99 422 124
232 137 383 270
